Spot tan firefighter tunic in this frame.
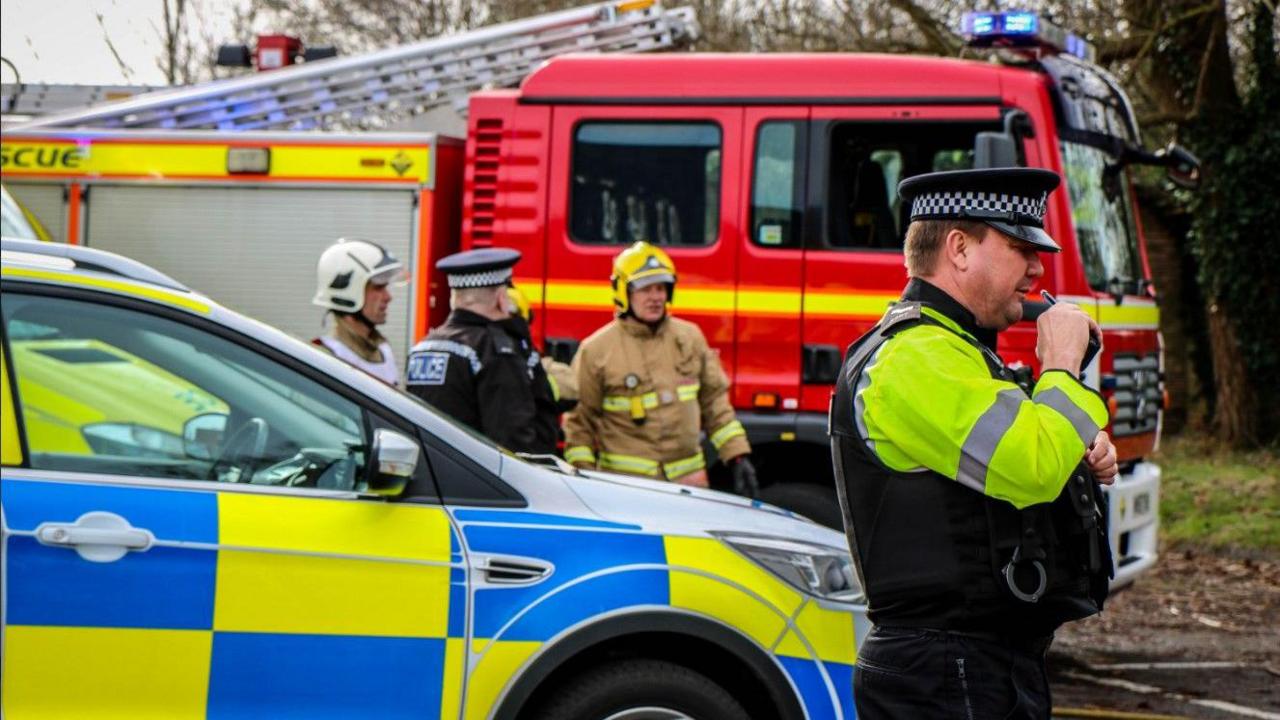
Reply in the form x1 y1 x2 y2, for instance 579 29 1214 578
563 314 750 480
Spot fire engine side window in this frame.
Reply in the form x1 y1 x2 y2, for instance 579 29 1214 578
824 121 995 251
751 121 805 248
570 122 721 246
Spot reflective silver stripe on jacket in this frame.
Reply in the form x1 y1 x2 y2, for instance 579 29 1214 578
956 388 1025 493
1034 386 1101 445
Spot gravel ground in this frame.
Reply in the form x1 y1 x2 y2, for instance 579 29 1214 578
1049 548 1280 719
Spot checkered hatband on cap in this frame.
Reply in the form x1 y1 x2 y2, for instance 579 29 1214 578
910 190 1049 224
446 267 514 288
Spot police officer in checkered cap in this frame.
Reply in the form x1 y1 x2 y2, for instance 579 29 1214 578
406 248 559 454
830 168 1119 718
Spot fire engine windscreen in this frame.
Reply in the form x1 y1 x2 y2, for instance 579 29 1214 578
1060 141 1146 295
571 123 721 246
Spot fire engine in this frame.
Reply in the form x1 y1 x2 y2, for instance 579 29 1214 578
3 5 1190 589
456 11 1191 589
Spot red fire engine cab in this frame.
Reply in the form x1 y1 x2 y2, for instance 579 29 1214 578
452 12 1194 587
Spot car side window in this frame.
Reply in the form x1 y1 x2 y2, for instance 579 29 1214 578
3 292 369 491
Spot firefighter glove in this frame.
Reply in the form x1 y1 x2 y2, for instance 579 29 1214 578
731 456 759 498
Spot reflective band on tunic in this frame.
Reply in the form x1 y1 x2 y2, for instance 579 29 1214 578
709 420 745 450
599 452 660 476
564 446 596 465
676 383 700 402
663 452 706 479
602 393 659 413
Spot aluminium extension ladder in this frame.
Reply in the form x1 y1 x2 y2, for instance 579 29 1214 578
12 0 697 131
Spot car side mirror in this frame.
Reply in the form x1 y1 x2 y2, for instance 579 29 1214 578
183 412 228 461
368 428 419 498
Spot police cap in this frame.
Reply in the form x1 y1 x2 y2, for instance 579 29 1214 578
437 247 522 288
897 167 1061 252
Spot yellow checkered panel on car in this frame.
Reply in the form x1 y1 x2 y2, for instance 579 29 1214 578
1 478 462 719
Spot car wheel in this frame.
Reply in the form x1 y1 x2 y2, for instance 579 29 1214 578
758 482 843 530
532 659 752 720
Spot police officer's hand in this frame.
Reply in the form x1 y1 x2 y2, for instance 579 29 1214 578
1087 431 1118 485
731 456 760 498
1036 303 1100 374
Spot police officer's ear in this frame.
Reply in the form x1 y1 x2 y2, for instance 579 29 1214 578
943 227 973 272
497 286 518 316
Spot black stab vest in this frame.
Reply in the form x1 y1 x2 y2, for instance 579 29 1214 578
829 303 1112 637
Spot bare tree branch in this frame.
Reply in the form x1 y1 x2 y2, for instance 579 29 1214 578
96 12 135 81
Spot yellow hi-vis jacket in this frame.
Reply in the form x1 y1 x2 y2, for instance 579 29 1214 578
563 315 750 480
856 303 1110 509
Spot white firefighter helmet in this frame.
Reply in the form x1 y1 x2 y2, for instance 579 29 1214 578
312 238 406 314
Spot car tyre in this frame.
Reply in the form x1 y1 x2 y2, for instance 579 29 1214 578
531 658 752 720
758 483 843 530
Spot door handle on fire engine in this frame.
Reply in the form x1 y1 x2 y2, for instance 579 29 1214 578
35 511 155 563
802 344 842 384
545 337 580 365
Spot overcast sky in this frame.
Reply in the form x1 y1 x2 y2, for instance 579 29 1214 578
1 0 237 86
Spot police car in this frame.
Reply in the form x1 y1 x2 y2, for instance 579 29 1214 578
0 238 865 719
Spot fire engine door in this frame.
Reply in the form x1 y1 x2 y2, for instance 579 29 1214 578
541 106 743 370
798 105 1005 413
734 108 808 412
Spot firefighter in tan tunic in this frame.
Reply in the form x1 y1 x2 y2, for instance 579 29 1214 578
311 238 405 387
564 242 759 496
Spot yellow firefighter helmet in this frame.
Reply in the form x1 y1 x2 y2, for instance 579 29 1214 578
611 241 676 315
507 284 532 324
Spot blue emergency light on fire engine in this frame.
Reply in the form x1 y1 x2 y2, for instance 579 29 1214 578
961 11 1096 61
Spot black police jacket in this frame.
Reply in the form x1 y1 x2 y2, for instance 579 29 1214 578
829 280 1112 638
407 309 559 455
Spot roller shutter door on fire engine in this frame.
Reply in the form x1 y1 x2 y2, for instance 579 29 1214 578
5 183 68 242
83 185 418 364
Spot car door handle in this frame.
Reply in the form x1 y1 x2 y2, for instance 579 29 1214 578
35 511 155 562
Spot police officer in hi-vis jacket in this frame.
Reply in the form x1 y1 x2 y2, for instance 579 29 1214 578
830 168 1119 718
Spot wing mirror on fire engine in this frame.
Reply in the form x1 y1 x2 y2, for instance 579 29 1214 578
974 110 1032 169
1114 141 1202 191
974 132 1018 168
1155 143 1201 190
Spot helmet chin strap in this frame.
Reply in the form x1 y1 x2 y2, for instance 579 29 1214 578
355 311 378 331
336 309 379 335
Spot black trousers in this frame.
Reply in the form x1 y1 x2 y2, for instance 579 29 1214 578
853 626 1053 720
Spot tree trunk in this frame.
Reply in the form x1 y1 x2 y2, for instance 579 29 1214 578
1205 303 1255 446
1138 200 1195 432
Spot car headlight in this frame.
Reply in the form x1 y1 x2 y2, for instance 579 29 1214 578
715 532 865 604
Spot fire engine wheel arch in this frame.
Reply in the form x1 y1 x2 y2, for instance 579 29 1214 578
493 610 806 720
